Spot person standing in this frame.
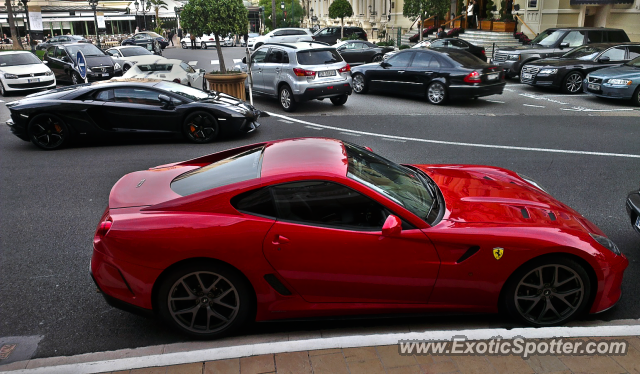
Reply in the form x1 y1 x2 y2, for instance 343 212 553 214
134 26 139 34
437 26 447 39
467 1 475 29
190 32 196 49
168 29 174 46
473 0 479 30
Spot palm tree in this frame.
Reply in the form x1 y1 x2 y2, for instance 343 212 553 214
147 0 168 27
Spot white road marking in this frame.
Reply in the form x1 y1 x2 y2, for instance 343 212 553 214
188 61 198 66
266 112 640 159
305 126 323 130
211 60 220 65
278 119 294 124
503 88 515 92
17 324 640 374
523 104 545 108
340 131 360 136
233 59 242 64
486 100 505 103
561 107 637 112
519 93 568 105
382 138 406 142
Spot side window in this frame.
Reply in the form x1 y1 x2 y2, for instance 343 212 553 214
353 42 365 50
273 30 286 36
386 52 413 67
430 40 445 48
266 49 287 63
271 181 389 230
320 28 331 35
231 188 277 218
180 62 195 73
410 53 433 68
114 88 162 105
95 89 114 102
587 31 604 43
54 47 66 58
607 31 628 43
46 46 56 56
600 47 626 62
627 46 640 60
342 42 357 50
252 49 268 63
562 31 585 47
450 39 468 49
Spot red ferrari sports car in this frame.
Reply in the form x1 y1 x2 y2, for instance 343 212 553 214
91 138 628 338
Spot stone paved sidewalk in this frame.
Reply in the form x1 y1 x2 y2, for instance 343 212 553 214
97 336 640 374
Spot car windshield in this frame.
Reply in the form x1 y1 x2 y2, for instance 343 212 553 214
296 49 343 65
171 146 264 196
137 63 173 72
144 32 162 38
155 81 209 100
248 33 259 38
535 30 564 47
624 56 640 67
67 44 104 58
0 53 42 66
345 142 434 221
562 45 604 60
121 47 153 57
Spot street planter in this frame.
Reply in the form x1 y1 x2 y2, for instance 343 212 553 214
492 21 516 32
480 20 493 30
204 72 248 100
454 20 466 28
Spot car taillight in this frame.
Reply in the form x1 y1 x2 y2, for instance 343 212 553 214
481 49 486 56
293 68 316 77
364 32 367 38
338 64 351 73
173 78 181 83
96 217 112 238
464 71 481 83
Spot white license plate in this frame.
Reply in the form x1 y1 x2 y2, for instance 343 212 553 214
487 73 499 80
635 216 640 231
522 73 532 79
588 83 600 91
318 70 336 77
102 73 109 77
27 78 39 83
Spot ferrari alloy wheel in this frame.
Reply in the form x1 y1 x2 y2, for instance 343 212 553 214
352 74 368 94
372 54 383 62
183 111 219 143
427 82 447 105
157 262 253 338
28 114 69 150
201 42 207 49
562 72 583 94
330 95 348 106
279 85 297 112
505 257 590 327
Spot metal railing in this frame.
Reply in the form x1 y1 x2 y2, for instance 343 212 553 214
514 14 537 38
442 14 464 29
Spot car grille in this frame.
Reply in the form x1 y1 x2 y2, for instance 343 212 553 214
16 72 47 78
90 66 114 73
588 77 603 84
8 81 53 89
493 52 508 63
520 65 539 84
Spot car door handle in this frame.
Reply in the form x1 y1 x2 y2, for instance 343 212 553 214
272 235 290 245
398 70 405 73
424 71 434 74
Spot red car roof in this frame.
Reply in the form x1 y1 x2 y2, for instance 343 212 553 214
261 138 348 179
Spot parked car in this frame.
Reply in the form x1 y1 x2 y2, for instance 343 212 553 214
235 42 352 111
0 51 56 96
492 28 630 78
352 48 505 105
250 28 313 50
242 33 259 47
105 45 166 73
89 137 628 338
180 34 217 49
385 38 486 61
123 59 206 90
121 33 163 55
312 26 367 44
5 79 266 150
123 31 169 49
223 34 237 47
36 35 88 50
43 43 122 85
335 40 394 65
628 184 640 235
584 55 640 106
520 43 640 94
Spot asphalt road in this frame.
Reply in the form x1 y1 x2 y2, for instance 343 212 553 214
0 46 639 360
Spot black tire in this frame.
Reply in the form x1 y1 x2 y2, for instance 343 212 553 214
279 84 297 112
630 87 640 107
123 65 130 74
562 71 584 94
426 81 447 105
371 54 383 63
28 113 70 150
201 42 207 49
156 261 254 339
504 256 591 327
183 111 220 143
0 81 8 97
181 41 187 49
352 73 368 94
71 72 81 85
330 95 348 106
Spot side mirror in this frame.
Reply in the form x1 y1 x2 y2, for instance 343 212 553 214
598 56 610 63
158 94 173 108
62 56 71 63
559 42 569 49
199 68 206 74
382 215 402 237
242 57 247 63
380 61 391 68
42 60 48 65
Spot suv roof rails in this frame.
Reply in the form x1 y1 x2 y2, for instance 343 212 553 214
263 42 297 49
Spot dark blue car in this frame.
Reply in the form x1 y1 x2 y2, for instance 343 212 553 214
584 55 640 106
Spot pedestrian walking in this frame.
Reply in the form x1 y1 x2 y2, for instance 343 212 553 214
177 28 183 39
168 29 174 46
190 33 196 49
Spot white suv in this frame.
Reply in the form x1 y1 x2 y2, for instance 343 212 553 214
250 28 313 50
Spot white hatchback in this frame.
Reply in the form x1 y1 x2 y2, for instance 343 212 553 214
105 45 169 73
0 51 56 96
250 28 313 50
122 58 205 90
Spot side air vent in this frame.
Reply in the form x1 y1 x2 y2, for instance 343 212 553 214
521 208 530 219
264 274 292 296
483 176 493 180
548 212 557 221
456 246 481 263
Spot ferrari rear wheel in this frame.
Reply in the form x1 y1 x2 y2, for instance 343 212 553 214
28 114 69 150
505 257 591 327
157 262 253 339
183 111 220 143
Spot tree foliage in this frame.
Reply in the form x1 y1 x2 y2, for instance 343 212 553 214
485 0 495 19
180 0 248 72
499 0 513 21
403 0 449 41
258 0 304 28
148 0 168 27
328 0 353 38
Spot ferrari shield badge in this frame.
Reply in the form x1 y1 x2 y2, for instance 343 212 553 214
493 247 504 260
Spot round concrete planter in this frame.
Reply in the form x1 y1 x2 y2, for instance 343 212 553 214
204 72 248 100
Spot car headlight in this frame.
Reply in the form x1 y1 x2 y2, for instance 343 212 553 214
517 173 548 193
114 62 121 70
507 54 520 61
607 79 632 86
4 73 18 79
45 70 54 76
227 105 249 114
590 233 621 255
538 68 558 75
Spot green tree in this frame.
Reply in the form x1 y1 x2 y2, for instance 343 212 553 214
180 0 248 73
328 0 353 38
258 0 304 28
148 0 168 27
456 0 463 20
499 0 512 20
485 0 495 19
403 0 448 41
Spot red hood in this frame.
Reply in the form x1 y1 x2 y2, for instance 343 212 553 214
413 164 603 235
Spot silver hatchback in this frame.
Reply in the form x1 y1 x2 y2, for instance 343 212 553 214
235 42 353 112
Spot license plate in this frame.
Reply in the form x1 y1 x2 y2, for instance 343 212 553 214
487 73 499 80
635 216 640 231
318 70 336 77
27 78 39 83
102 73 109 77
588 83 600 91
522 73 532 79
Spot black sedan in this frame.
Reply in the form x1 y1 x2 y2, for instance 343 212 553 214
36 35 89 50
351 48 505 105
628 185 640 235
521 43 640 94
385 38 486 61
5 79 266 150
122 32 167 51
336 40 394 65
43 43 122 85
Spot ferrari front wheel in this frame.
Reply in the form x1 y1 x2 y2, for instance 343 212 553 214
505 257 591 327
183 111 220 143
157 262 253 339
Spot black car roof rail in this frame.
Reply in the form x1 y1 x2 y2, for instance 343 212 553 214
263 43 297 49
